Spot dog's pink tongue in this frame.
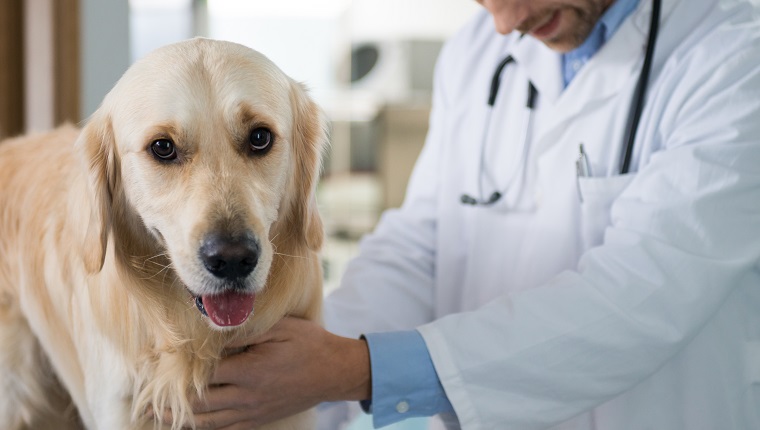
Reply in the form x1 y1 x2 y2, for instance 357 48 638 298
201 291 255 327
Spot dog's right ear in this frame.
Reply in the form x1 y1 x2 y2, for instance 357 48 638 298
287 81 329 252
75 112 116 274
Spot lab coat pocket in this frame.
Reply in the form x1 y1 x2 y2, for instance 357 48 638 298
577 174 636 249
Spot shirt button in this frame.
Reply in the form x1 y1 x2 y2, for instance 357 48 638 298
572 60 583 71
396 400 410 414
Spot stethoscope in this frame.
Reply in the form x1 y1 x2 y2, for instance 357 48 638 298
461 0 661 206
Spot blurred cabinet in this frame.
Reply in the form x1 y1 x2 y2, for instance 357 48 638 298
0 0 80 138
377 103 430 209
25 0 81 132
0 0 24 138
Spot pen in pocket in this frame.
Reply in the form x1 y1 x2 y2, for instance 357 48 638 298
576 143 592 178
576 143 592 203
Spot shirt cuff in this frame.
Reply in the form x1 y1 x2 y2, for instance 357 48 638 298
361 330 454 428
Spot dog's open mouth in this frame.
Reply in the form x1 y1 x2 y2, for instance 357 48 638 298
194 291 256 327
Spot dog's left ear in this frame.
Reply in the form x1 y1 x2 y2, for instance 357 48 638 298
287 81 328 251
75 111 118 273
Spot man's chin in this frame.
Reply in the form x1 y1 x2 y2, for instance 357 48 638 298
534 8 600 53
541 37 582 53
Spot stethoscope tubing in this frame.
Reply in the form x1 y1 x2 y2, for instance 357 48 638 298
619 0 662 174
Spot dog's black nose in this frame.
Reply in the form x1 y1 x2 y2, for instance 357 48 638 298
199 234 260 279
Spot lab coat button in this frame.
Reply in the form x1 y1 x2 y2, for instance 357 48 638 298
396 400 410 413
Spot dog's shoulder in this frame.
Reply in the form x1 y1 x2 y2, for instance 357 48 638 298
0 124 81 155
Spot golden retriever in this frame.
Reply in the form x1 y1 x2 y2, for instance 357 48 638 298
0 38 326 429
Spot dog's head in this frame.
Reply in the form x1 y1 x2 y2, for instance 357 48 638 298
77 39 327 329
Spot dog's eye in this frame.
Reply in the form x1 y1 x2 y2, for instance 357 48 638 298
249 127 273 153
151 139 177 160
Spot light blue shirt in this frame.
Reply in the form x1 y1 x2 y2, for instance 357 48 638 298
363 1 641 427
361 331 454 428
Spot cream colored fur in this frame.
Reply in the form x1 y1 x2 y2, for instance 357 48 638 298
0 39 327 430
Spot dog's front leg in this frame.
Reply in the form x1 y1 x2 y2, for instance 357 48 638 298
79 332 150 430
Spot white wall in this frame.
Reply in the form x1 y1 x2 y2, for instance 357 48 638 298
130 0 195 63
81 0 131 119
206 0 351 106
348 0 481 41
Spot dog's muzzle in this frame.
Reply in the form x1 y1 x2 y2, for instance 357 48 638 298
193 233 259 327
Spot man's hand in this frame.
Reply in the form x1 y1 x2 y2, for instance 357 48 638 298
162 317 371 429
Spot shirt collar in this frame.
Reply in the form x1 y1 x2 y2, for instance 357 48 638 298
562 0 641 86
600 0 642 43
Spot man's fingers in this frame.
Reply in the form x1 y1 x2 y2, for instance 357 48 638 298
214 319 307 383
223 319 289 350
147 387 253 429
209 350 260 385
193 383 247 412
149 406 192 428
191 409 253 430
224 330 270 350
217 421 259 430
224 316 307 349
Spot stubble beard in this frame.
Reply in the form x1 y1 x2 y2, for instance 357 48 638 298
522 2 607 53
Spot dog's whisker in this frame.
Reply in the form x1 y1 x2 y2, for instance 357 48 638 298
131 252 171 273
129 251 170 260
186 298 199 313
143 252 170 261
273 251 309 260
161 266 170 284
141 261 173 273
135 270 168 281
171 276 186 292
142 260 166 267
140 261 170 269
134 261 175 281
139 253 171 270
269 234 283 254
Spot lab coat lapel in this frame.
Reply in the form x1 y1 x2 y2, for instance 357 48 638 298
539 13 647 145
509 36 563 105
553 12 647 120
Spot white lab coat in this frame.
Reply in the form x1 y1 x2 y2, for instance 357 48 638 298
324 0 760 429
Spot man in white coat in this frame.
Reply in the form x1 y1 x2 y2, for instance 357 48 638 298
181 0 760 429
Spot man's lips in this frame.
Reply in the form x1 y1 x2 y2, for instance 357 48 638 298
529 10 562 39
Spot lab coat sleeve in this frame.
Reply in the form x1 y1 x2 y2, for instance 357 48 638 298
322 40 454 340
417 28 760 429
